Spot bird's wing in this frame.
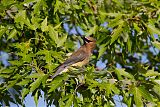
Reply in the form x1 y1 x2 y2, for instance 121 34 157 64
63 49 87 66
52 48 87 79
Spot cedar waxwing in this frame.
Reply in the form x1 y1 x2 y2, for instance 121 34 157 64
52 37 96 79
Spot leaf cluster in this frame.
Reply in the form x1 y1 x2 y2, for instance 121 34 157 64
0 0 160 107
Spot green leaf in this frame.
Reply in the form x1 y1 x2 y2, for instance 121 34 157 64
32 0 41 15
73 96 78 107
25 18 36 30
57 34 67 47
14 10 26 28
31 14 40 29
0 74 10 78
153 85 160 97
109 13 123 28
14 10 36 30
9 60 24 66
48 75 68 93
45 50 52 64
48 81 62 93
41 17 48 32
23 0 37 4
0 69 13 74
53 22 62 29
99 12 123 17
127 36 132 52
86 25 97 36
30 75 44 92
98 44 107 59
36 50 48 55
144 70 160 77
138 86 153 102
132 87 143 107
133 23 141 32
154 80 160 85
7 80 18 89
146 24 160 36
110 21 124 44
41 74 48 87
22 88 30 100
7 29 17 40
34 90 39 107
17 79 31 86
123 93 132 107
48 25 58 45
117 68 134 79
114 68 123 80
112 0 123 8
152 41 160 50
111 84 120 94
0 27 7 39
105 83 112 97
66 94 74 107
26 73 41 78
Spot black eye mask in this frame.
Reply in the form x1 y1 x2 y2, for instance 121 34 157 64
82 37 92 43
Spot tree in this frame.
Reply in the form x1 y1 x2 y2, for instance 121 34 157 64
0 0 160 106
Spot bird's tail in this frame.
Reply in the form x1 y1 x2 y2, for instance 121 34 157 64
51 64 66 79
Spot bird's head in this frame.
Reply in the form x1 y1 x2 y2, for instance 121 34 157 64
83 37 96 43
82 36 96 51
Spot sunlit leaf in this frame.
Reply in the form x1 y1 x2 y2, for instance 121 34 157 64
144 70 160 77
7 80 18 89
53 22 62 29
41 17 48 32
7 29 17 40
127 36 132 52
112 0 123 7
66 94 74 107
34 90 39 107
98 44 107 59
154 80 160 85
32 0 41 15
114 68 123 80
146 24 160 36
110 21 124 44
152 41 160 50
26 73 41 78
117 68 134 79
133 23 141 32
99 12 123 17
105 83 112 97
17 79 31 86
153 85 160 97
57 34 67 47
132 87 143 107
138 86 153 102
41 74 48 87
0 69 13 74
86 25 97 36
30 75 44 92
48 75 68 93
22 88 30 100
48 25 59 45
0 27 7 38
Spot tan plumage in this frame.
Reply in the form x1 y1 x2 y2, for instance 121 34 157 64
51 37 96 79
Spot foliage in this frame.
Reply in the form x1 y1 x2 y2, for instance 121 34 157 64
0 0 160 106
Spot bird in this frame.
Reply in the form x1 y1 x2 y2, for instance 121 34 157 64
51 36 96 79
